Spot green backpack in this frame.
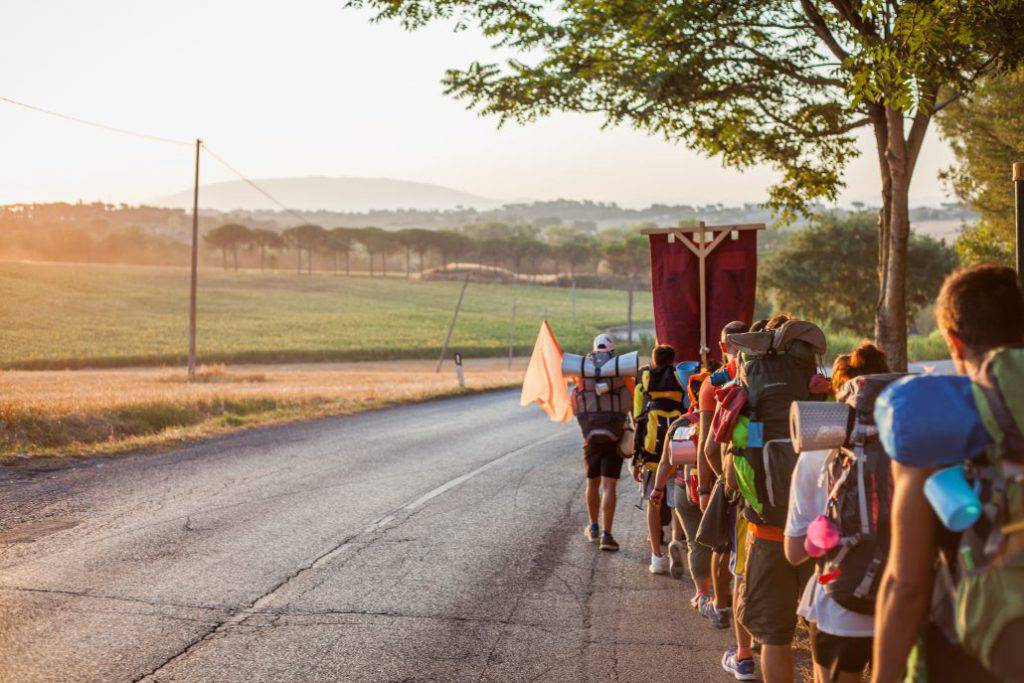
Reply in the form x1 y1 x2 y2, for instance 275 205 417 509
932 347 1024 680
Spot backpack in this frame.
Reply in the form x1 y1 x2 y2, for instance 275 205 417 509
571 351 631 445
633 364 686 466
931 347 1024 680
728 320 826 527
817 373 907 615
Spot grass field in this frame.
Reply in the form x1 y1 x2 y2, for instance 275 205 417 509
0 261 653 369
0 360 525 459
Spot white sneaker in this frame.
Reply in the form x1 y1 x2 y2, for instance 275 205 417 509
648 553 669 574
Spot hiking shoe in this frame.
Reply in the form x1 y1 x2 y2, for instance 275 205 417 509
584 524 600 543
648 554 669 574
599 532 619 552
722 647 759 681
699 598 730 630
667 540 686 580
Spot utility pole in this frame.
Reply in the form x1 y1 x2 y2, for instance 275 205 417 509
436 275 470 373
1015 162 1023 286
188 138 201 381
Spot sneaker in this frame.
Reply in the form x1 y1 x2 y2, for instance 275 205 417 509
584 524 600 543
667 540 686 580
648 553 669 574
699 598 730 630
722 647 759 681
599 532 619 552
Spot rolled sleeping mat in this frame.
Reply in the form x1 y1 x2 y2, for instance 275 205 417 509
561 351 639 378
875 375 991 467
790 401 852 453
670 437 698 467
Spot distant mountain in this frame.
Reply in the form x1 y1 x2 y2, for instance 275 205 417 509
149 176 506 212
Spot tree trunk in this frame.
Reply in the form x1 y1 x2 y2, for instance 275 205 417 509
382 253 388 278
406 246 411 279
370 252 375 277
872 104 927 372
307 248 313 275
296 248 301 274
232 245 239 271
260 245 266 271
221 247 227 270
345 250 350 276
334 252 339 276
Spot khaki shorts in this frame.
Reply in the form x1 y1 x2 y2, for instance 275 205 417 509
736 534 812 646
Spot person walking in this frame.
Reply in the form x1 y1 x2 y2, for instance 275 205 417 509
572 333 633 552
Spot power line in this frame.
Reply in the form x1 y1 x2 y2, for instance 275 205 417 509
0 95 192 147
0 94 311 225
202 145 311 225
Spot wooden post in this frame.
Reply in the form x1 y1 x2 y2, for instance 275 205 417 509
1015 162 1024 286
507 298 517 369
436 275 470 373
187 138 201 381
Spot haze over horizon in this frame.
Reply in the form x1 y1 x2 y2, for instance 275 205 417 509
1 1 957 210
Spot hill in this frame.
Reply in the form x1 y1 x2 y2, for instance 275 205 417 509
149 176 506 212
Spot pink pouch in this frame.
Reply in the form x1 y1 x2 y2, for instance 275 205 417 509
806 515 840 553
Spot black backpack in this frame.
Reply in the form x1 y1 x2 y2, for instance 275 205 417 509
729 321 825 527
818 372 907 614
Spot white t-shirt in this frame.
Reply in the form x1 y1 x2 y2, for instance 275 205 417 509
784 449 875 638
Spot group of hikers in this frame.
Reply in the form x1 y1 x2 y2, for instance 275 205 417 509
569 264 1024 683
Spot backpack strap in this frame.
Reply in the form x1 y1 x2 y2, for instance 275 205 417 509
975 357 1024 462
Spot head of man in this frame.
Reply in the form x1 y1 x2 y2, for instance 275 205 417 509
651 344 676 368
936 265 1024 375
593 333 616 355
719 320 750 361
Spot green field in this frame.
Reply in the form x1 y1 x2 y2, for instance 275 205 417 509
0 261 654 369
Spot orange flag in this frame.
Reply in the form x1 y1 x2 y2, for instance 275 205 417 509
520 321 573 423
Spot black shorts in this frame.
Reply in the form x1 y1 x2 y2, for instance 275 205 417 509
583 440 623 479
736 535 812 646
812 630 872 679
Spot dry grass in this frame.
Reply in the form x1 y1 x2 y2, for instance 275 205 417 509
0 359 525 460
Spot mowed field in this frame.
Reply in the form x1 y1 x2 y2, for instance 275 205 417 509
0 261 653 369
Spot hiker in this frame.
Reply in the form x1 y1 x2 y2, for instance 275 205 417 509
727 313 826 683
633 343 686 573
690 322 750 635
785 342 890 683
873 265 1024 682
573 333 634 552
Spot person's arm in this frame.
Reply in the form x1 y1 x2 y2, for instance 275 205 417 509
723 447 738 493
783 456 813 566
697 410 715 482
872 462 938 683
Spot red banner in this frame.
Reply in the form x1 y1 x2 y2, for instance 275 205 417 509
648 229 758 364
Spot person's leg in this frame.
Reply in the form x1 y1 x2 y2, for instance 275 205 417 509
646 496 663 557
733 575 753 659
585 477 600 526
761 644 794 683
600 476 617 531
679 493 711 594
712 551 732 610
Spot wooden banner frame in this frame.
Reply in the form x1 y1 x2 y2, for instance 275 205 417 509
641 222 765 368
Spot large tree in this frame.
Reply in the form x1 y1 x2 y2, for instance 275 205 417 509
204 223 251 271
761 213 957 336
345 0 1024 369
938 65 1024 265
603 235 650 343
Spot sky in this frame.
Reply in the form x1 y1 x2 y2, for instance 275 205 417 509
0 0 957 209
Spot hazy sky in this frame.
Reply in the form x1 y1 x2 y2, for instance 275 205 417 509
0 0 956 208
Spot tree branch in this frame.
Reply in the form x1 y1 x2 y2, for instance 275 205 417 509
800 0 851 63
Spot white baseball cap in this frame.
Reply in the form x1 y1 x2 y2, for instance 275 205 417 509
593 333 616 353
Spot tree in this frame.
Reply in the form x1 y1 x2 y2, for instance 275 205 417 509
282 224 326 274
204 223 251 271
346 0 1024 369
432 230 473 270
603 235 650 343
761 213 958 336
938 66 1024 265
357 227 394 277
395 228 434 277
248 228 284 271
325 227 358 275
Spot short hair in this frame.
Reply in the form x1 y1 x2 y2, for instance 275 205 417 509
720 320 750 342
652 344 676 367
766 313 792 330
750 318 769 332
936 265 1024 357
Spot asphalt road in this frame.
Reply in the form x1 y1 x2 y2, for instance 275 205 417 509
1 390 733 682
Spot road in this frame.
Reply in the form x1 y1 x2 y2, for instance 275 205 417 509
0 391 733 682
